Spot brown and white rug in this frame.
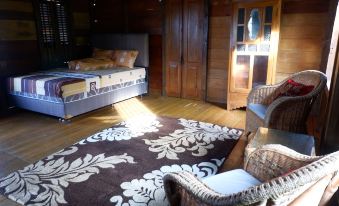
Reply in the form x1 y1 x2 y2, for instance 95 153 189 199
0 116 242 206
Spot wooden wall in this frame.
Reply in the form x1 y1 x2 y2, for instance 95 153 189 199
90 0 163 94
70 0 92 59
275 0 330 82
206 0 231 103
0 0 40 113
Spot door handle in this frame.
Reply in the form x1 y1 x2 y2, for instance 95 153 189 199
169 63 177 69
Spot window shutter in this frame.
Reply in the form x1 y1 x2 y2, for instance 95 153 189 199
39 1 55 44
36 0 72 68
55 0 70 45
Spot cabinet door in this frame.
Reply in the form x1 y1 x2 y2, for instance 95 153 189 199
165 0 183 97
182 0 206 100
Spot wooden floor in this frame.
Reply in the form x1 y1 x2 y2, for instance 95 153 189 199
0 95 246 205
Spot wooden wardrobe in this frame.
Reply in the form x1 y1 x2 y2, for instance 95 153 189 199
164 0 208 100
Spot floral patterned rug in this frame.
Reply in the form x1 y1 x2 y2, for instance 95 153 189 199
0 116 242 206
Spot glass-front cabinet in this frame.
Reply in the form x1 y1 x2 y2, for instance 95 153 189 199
227 1 281 110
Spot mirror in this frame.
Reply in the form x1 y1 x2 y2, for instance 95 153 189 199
247 9 260 41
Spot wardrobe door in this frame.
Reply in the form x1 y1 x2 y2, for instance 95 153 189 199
165 0 183 97
182 0 206 100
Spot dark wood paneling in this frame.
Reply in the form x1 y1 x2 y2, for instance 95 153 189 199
127 0 162 35
182 0 206 99
209 0 231 17
70 0 91 59
149 35 163 94
0 11 34 20
0 0 39 113
91 0 125 33
0 41 39 61
165 0 183 97
282 0 330 14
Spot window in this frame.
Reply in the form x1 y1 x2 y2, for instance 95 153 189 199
35 0 72 68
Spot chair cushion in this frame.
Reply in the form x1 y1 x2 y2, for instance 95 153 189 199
278 79 315 97
202 169 262 195
248 103 267 120
263 79 315 105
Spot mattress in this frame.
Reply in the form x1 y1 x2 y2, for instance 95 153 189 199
8 67 146 103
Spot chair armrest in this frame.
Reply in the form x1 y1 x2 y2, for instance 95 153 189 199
244 144 321 182
247 84 281 104
163 171 226 206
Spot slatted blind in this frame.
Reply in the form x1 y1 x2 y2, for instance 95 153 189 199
36 0 71 68
39 1 55 44
55 0 69 45
38 0 70 45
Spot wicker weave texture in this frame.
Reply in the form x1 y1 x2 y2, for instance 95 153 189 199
245 70 327 134
163 145 339 206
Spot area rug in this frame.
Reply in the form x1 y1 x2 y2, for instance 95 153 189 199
0 116 242 206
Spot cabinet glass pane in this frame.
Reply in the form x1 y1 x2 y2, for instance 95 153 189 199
238 8 245 24
248 44 257 52
234 55 250 89
237 44 246 51
265 6 273 23
237 26 244 42
252 56 268 88
260 44 270 52
247 9 260 41
264 25 271 41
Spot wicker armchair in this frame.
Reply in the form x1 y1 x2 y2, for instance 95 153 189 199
163 145 339 206
245 70 327 134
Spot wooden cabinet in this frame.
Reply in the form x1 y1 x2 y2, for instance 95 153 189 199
165 0 208 100
227 0 281 110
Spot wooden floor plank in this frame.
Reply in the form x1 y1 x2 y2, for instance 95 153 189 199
0 95 246 205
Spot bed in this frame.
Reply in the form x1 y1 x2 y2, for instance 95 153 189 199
7 33 149 120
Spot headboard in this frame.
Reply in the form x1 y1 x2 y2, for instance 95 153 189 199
91 33 149 68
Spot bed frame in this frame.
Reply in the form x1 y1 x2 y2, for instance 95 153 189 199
9 33 149 120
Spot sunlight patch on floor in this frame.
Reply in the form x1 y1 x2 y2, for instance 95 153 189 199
113 98 155 120
88 98 155 124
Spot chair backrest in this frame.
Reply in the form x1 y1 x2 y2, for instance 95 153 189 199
265 70 327 133
282 70 327 97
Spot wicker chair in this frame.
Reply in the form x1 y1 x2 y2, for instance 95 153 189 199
163 145 339 206
245 70 327 134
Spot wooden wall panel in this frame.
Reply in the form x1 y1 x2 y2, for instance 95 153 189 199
276 6 329 82
70 0 91 59
90 0 125 33
0 0 39 113
0 20 36 41
282 0 329 14
206 0 231 103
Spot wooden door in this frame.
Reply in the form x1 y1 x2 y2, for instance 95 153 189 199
165 0 207 100
165 0 183 97
182 0 207 99
227 0 281 110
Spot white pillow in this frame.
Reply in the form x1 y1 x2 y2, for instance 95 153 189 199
202 169 262 195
